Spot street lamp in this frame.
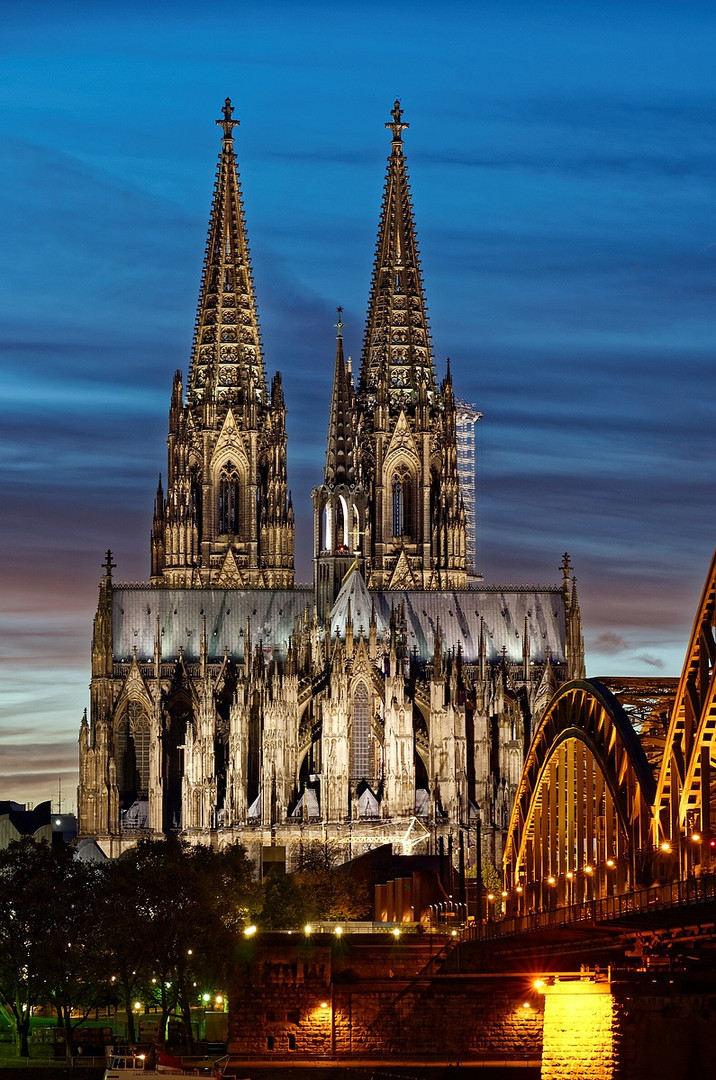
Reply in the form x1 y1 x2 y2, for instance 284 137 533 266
486 893 495 924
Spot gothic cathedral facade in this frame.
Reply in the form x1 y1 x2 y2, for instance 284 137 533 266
78 101 585 864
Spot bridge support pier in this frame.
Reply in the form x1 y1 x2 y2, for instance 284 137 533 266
540 976 617 1079
539 970 716 1080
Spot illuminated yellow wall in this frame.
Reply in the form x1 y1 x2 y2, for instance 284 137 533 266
541 979 617 1080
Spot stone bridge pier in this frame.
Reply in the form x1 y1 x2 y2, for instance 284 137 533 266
540 971 716 1080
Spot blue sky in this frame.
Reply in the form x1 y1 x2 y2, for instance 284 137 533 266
1 0 715 807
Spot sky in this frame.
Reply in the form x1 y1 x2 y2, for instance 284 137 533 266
1 0 714 810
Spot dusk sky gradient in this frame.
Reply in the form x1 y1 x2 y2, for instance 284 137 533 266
1 0 715 809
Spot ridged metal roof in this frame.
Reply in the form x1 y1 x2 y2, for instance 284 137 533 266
113 581 566 666
375 587 566 665
113 587 312 663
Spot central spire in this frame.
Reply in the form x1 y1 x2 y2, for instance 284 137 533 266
324 306 356 488
187 98 267 417
358 100 436 419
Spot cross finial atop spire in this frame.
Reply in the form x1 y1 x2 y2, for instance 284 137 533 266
386 99 408 143
103 549 116 579
216 97 239 141
335 305 344 339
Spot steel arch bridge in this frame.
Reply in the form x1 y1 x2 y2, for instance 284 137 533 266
503 679 656 910
503 549 716 912
653 548 716 867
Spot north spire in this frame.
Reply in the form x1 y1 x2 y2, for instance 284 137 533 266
359 100 436 418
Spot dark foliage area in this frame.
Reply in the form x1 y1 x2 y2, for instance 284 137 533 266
0 836 368 1058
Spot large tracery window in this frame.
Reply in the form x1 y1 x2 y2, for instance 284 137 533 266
391 470 413 538
218 463 240 534
350 683 374 781
117 701 151 800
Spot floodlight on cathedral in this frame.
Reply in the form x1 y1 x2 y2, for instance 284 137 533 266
78 100 584 866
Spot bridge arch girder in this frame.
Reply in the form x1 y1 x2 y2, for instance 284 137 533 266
654 548 716 848
504 679 655 907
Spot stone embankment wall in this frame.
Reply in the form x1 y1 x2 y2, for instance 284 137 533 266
228 935 543 1063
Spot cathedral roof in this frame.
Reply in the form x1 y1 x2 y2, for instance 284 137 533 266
374 587 567 666
112 587 311 663
187 98 268 416
327 579 566 665
112 581 566 668
328 566 389 640
358 101 436 417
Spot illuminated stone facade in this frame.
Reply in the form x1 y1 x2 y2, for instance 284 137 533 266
78 100 584 863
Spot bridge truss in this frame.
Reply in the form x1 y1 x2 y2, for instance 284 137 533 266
503 680 655 911
503 549 716 913
653 548 716 870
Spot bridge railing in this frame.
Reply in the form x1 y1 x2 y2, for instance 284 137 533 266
460 873 716 940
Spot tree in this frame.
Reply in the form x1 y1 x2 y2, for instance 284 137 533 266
0 839 59 1056
105 838 260 1052
35 851 107 1061
0 838 106 1060
97 852 155 1044
260 842 370 927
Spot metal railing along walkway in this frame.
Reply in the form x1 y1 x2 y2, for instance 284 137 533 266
452 873 716 941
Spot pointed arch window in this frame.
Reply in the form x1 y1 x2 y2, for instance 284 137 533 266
219 463 240 534
117 700 150 801
350 682 374 781
391 469 413 538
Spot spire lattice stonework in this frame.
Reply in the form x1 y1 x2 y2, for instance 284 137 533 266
152 100 293 588
325 307 356 488
187 97 268 417
359 100 436 418
352 102 465 591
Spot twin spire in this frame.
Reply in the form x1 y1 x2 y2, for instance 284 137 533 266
187 97 267 417
358 99 436 417
189 96 433 426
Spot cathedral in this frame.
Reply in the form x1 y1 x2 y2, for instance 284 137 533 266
78 100 585 865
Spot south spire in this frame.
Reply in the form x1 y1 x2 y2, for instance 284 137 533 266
152 100 293 588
